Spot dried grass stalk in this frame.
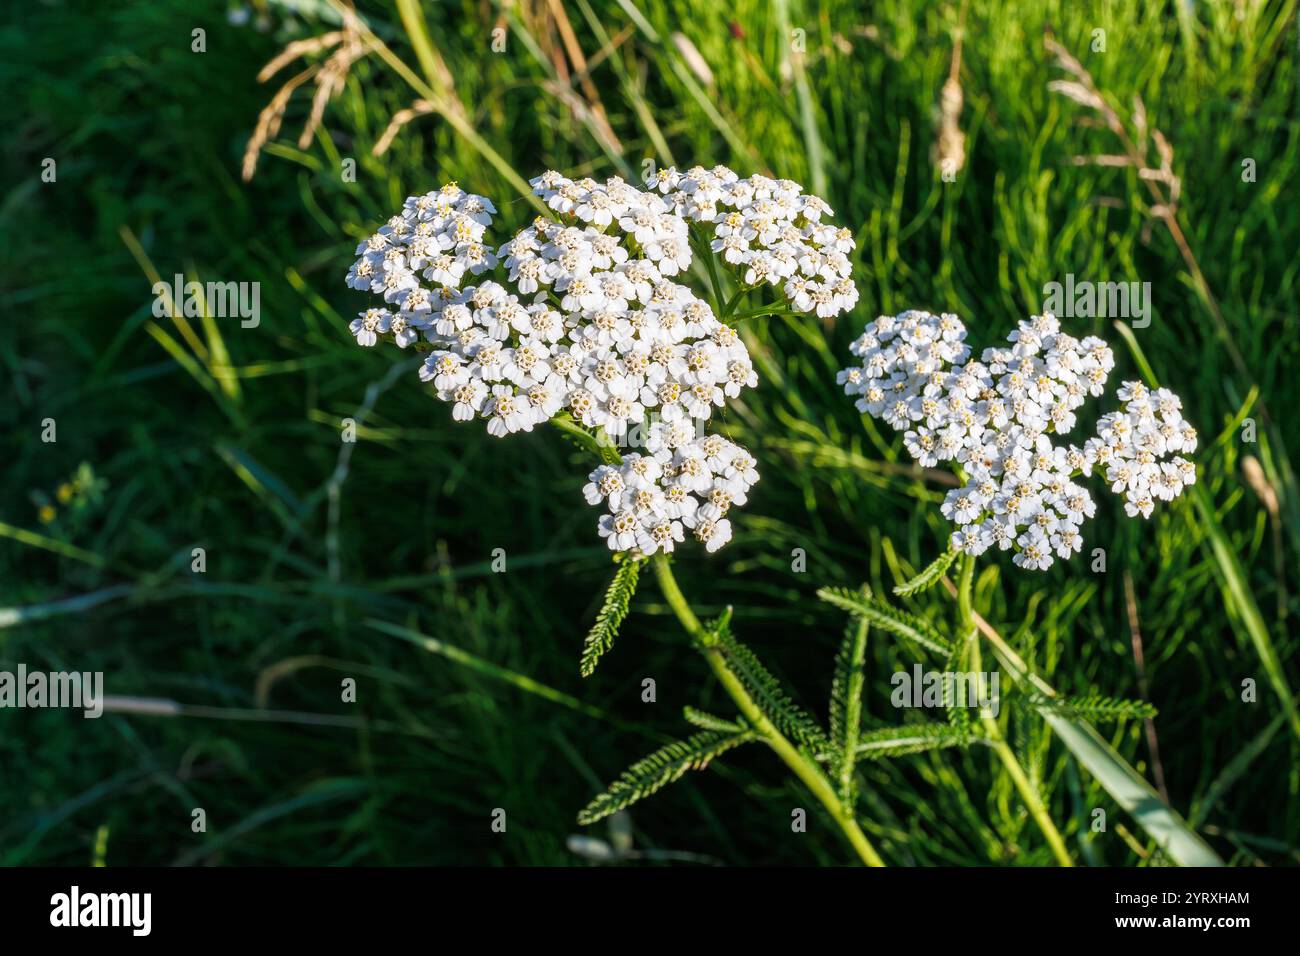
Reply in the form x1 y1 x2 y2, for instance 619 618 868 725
242 6 365 181
373 99 437 156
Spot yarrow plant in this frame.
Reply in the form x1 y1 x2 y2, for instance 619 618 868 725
344 169 856 556
838 310 1197 569
337 157 1205 867
227 11 1231 868
338 166 959 867
822 307 1203 867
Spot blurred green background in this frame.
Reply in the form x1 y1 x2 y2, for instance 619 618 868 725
2 0 1297 866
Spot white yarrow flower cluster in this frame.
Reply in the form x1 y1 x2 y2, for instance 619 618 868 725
341 166 863 555
838 310 1196 570
649 165 859 318
345 182 498 348
1083 382 1198 518
584 430 760 554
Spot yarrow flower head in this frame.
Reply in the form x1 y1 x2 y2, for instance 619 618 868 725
344 168 858 555
1083 381 1198 519
838 310 1197 570
583 430 759 555
650 165 859 318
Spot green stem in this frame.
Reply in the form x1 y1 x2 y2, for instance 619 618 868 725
551 415 884 865
728 304 796 322
651 554 886 867
550 411 619 464
956 555 1074 867
721 286 748 319
689 226 727 313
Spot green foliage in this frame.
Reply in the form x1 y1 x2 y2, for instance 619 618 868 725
853 723 988 760
577 728 759 825
710 616 830 751
817 588 954 656
579 556 643 677
893 548 959 597
682 707 745 732
827 598 869 802
4 0 1297 866
942 654 979 737
1024 693 1157 723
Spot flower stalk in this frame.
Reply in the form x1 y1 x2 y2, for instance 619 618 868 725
956 554 1073 866
556 407 885 865
651 554 886 866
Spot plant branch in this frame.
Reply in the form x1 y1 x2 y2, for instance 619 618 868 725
548 415 884 865
651 554 886 866
957 555 1074 866
688 225 727 313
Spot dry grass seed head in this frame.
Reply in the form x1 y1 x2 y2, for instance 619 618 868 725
241 9 364 181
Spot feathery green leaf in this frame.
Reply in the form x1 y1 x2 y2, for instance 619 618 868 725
945 689 978 734
682 706 746 732
580 557 642 677
893 547 960 597
577 728 758 825
853 722 987 760
1024 692 1157 722
828 593 869 802
710 616 829 750
817 587 954 656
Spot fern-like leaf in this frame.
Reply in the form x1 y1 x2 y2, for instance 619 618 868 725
577 729 758 824
711 617 829 751
580 557 642 677
817 587 954 656
941 661 978 735
1026 692 1157 722
853 722 987 760
828 594 870 802
682 707 745 732
893 548 959 597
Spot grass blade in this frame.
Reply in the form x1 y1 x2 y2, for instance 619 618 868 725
971 605 1224 866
